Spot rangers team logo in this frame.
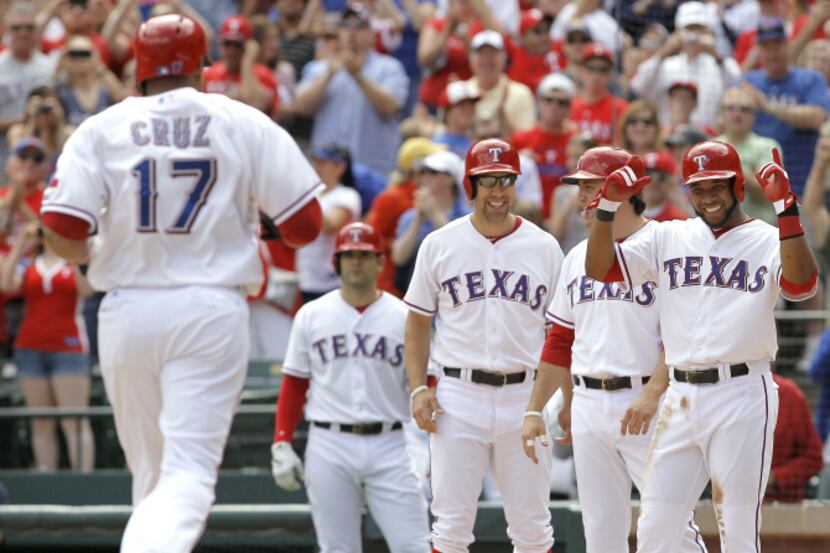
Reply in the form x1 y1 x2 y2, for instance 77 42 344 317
489 147 502 162
693 154 709 171
348 228 363 242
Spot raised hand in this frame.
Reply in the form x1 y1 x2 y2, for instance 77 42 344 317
755 148 795 211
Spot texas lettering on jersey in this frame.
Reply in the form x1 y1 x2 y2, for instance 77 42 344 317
311 332 403 367
662 255 768 293
439 268 549 311
566 275 656 307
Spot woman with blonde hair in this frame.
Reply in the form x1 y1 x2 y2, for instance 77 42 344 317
615 99 663 155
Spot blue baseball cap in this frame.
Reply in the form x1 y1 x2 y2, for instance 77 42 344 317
757 17 786 43
310 144 350 163
13 136 46 155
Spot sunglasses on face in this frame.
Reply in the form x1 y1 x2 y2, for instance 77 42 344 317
566 34 592 44
222 40 244 49
628 117 656 126
584 63 612 74
18 151 45 163
541 96 571 107
341 19 370 30
68 49 92 59
475 174 517 188
10 24 35 32
722 104 753 113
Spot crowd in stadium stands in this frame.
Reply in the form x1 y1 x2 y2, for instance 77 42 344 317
0 0 828 500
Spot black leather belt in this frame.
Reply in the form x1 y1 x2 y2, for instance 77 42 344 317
573 375 650 391
673 363 749 385
443 367 527 387
311 421 403 435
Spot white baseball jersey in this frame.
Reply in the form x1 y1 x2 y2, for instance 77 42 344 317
548 222 661 378
404 216 564 370
614 217 813 368
41 87 323 292
282 290 410 423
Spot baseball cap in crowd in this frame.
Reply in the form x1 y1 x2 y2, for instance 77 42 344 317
397 137 446 172
13 137 47 157
675 1 712 31
537 73 576 99
471 30 504 51
343 3 371 24
565 19 592 43
644 151 676 175
520 9 551 35
581 43 613 64
310 144 351 164
757 16 786 43
220 15 252 42
665 124 709 147
422 150 465 185
668 81 698 98
438 80 480 109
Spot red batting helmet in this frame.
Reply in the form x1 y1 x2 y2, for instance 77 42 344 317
333 222 383 275
682 140 745 201
464 138 521 199
135 14 207 86
561 147 644 184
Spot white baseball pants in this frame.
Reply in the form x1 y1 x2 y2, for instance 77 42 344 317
304 424 430 553
98 286 249 553
571 386 706 553
430 374 554 553
636 370 778 553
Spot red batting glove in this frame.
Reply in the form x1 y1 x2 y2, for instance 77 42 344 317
755 148 797 214
587 156 651 211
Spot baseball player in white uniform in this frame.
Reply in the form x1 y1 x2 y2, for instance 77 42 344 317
406 138 564 553
39 15 325 553
521 147 706 553
584 141 818 552
270 222 430 553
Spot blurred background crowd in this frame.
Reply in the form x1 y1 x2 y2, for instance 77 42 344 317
0 0 828 504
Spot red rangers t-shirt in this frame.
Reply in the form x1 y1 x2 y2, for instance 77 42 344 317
510 127 573 218
570 94 628 145
506 39 565 93
203 61 280 116
418 16 474 109
15 258 87 353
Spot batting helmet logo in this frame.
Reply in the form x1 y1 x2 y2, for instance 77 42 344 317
693 154 709 172
488 147 502 162
682 141 746 201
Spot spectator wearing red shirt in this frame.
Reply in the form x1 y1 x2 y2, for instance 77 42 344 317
570 43 628 145
203 15 280 117
367 137 444 297
0 222 95 472
506 9 561 92
767 373 824 502
510 73 576 219
641 150 689 222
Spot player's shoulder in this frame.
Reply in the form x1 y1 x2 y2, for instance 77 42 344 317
377 291 409 315
422 214 471 244
294 289 342 318
515 217 563 251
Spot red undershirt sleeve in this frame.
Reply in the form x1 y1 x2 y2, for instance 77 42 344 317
277 197 322 248
273 374 310 443
41 212 91 240
780 269 818 301
539 323 575 369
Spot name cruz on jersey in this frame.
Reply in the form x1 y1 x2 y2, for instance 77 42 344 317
439 268 549 311
567 276 656 306
663 256 768 292
130 114 212 148
311 333 404 367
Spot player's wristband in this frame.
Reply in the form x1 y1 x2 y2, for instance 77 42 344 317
776 198 804 240
598 197 622 212
410 385 430 401
524 410 544 419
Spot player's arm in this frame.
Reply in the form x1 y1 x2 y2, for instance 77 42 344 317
755 149 819 297
405 311 442 433
0 222 38 294
292 61 340 117
275 197 323 248
620 351 669 436
802 136 830 246
41 213 91 265
585 163 651 281
522 322 574 464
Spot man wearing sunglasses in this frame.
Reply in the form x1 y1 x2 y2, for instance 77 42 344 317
0 2 57 177
716 86 782 225
406 138 564 553
204 15 280 117
571 43 628 145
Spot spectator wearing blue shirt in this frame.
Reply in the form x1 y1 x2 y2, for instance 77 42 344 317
742 16 830 196
391 150 468 291
432 80 479 158
293 3 409 176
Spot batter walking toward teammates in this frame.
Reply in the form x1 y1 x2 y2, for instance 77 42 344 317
521 147 707 553
39 15 324 552
405 138 564 553
584 140 818 552
270 222 430 553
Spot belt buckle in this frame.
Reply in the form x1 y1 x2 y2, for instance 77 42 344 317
495 372 507 387
601 378 613 391
352 424 365 435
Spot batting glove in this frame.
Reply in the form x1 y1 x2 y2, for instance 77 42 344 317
587 157 651 212
271 442 304 492
755 148 796 214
